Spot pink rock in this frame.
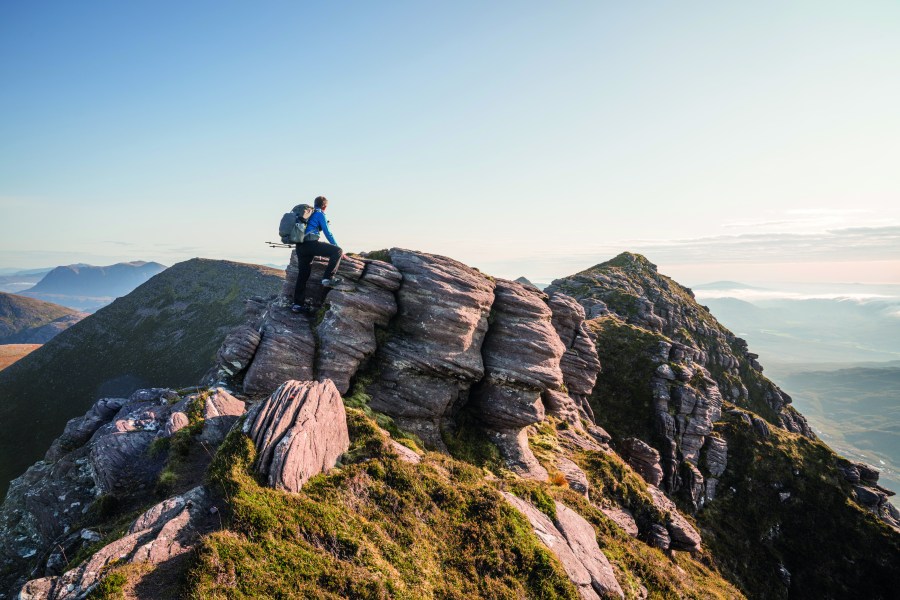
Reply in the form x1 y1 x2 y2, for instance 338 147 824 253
555 503 625 599
247 380 350 493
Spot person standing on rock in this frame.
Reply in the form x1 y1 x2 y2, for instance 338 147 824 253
291 196 343 314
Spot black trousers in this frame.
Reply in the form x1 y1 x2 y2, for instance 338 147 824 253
293 241 343 304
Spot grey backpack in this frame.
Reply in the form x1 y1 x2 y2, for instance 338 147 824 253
278 204 314 244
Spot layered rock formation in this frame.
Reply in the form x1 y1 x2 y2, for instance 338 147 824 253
471 279 565 477
546 293 603 425
546 252 812 438
3 247 897 599
366 250 496 444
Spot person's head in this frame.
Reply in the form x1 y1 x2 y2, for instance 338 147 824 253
314 196 328 210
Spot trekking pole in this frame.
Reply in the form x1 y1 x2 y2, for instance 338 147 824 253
266 241 294 249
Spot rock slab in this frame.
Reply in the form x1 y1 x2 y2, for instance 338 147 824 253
246 379 350 493
501 492 624 599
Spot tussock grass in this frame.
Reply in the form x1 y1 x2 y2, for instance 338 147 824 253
187 409 579 599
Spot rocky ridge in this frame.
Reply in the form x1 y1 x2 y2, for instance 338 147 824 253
0 248 896 598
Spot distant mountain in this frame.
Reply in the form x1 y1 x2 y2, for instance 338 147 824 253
0 292 86 344
18 261 167 311
0 268 54 294
0 258 284 497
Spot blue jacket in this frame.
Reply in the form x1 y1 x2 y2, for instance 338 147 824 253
304 209 337 246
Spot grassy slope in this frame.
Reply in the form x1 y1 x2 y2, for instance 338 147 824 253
586 314 900 599
84 399 740 599
0 259 283 497
0 292 78 342
175 408 742 600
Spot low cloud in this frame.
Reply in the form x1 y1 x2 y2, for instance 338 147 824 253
693 288 899 302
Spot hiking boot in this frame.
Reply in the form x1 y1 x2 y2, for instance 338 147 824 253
321 276 344 288
290 304 309 314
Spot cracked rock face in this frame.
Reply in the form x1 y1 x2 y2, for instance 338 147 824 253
367 249 496 445
243 305 316 395
547 293 602 425
646 485 702 552
198 388 246 445
619 438 664 487
0 387 235 595
315 254 401 394
245 379 350 493
471 279 566 478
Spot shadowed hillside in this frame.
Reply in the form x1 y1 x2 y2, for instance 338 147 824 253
0 259 284 497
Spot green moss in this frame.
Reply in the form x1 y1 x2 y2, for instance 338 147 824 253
576 450 666 527
86 569 128 599
189 410 579 599
505 480 557 520
363 249 392 263
442 407 504 474
343 378 422 451
586 316 665 444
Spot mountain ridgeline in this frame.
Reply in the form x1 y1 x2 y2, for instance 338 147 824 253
17 261 167 311
0 250 896 599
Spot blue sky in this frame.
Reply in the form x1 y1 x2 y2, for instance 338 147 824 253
2 1 899 284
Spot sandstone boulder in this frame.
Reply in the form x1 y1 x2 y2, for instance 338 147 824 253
555 503 625 599
558 457 590 498
198 388 246 444
246 379 349 493
501 492 623 599
600 507 639 538
647 485 702 551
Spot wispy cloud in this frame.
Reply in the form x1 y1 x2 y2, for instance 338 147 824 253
617 225 900 264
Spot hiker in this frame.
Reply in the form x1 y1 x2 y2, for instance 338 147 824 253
291 196 343 313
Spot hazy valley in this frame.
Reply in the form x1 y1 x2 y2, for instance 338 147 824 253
695 282 900 494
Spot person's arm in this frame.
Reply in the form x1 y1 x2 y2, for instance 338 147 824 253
320 213 338 246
